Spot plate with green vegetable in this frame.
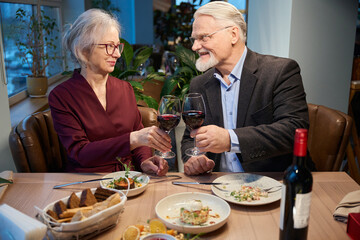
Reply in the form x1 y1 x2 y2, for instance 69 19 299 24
100 171 150 197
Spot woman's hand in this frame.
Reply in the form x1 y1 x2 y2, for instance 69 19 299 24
130 126 172 152
140 156 169 176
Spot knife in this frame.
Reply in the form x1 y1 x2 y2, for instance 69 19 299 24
53 177 113 189
172 181 229 185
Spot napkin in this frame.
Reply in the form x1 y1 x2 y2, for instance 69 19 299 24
333 190 360 223
0 171 13 200
0 204 47 240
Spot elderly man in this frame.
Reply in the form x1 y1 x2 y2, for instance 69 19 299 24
181 1 313 175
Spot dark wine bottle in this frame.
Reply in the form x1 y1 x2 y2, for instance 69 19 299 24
279 129 313 240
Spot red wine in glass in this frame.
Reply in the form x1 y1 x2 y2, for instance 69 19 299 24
182 110 205 129
156 95 181 159
182 93 206 157
157 114 180 132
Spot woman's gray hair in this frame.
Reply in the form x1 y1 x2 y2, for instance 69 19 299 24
194 1 247 42
62 9 121 66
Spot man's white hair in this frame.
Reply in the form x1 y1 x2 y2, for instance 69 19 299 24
194 1 247 42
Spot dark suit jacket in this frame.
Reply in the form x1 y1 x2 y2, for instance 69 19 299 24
181 49 314 172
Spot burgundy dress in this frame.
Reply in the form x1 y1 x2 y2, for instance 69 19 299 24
48 70 152 172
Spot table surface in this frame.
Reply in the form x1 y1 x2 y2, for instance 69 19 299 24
1 172 359 240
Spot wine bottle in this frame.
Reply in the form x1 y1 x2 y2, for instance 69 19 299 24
279 129 313 240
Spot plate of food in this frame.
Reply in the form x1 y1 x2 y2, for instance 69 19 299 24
155 192 230 234
211 173 282 206
100 171 150 197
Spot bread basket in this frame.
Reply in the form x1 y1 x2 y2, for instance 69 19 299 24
37 188 126 239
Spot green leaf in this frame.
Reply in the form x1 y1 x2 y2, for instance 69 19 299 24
144 72 166 82
142 95 159 109
176 45 197 71
160 75 178 97
118 70 140 79
120 38 134 69
129 81 144 91
133 47 153 70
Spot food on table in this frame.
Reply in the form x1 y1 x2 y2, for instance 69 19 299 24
67 192 80 208
80 188 98 206
95 187 120 201
54 200 67 217
107 160 144 190
46 187 120 223
230 185 269 202
180 200 209 225
46 209 58 220
122 219 185 240
149 218 167 233
107 175 143 190
115 177 135 189
123 225 141 240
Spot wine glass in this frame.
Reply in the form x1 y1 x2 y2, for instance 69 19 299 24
182 93 206 157
156 95 181 158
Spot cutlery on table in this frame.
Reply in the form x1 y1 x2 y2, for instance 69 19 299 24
53 178 113 189
172 181 229 185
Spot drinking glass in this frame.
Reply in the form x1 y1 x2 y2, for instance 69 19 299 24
156 95 181 158
182 93 206 157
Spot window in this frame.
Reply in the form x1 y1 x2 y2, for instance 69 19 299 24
0 0 63 98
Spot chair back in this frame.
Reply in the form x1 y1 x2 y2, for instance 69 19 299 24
9 109 66 172
308 103 352 171
9 106 158 172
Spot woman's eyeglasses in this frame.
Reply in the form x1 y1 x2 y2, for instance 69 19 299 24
95 43 124 55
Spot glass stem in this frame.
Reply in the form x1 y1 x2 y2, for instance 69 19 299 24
193 135 198 155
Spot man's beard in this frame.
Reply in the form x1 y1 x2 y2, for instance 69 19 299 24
195 51 219 72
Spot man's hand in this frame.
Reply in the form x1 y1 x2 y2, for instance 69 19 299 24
184 155 215 175
140 156 169 176
130 126 172 152
191 125 231 153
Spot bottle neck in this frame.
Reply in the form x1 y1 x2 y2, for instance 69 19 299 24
293 128 308 167
293 155 307 167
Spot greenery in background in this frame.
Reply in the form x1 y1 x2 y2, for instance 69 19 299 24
14 8 59 77
91 0 120 15
111 39 161 109
144 45 201 101
154 1 203 50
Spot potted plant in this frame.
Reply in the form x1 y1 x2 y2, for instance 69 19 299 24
145 44 201 101
14 8 59 97
111 39 163 109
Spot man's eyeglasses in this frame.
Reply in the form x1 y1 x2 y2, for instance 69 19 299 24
190 26 233 45
95 43 124 55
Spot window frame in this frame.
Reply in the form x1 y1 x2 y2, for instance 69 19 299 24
0 0 63 106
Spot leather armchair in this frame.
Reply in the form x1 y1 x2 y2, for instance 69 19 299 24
308 103 352 171
9 106 158 172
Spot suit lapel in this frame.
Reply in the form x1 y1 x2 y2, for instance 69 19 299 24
204 76 224 127
237 49 258 127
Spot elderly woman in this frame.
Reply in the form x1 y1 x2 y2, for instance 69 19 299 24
49 9 171 175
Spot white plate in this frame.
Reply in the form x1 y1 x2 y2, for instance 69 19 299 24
155 192 231 234
100 171 150 197
211 173 282 206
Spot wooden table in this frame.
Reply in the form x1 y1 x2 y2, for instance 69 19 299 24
0 172 359 240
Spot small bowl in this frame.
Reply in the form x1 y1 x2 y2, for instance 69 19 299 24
140 233 176 240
